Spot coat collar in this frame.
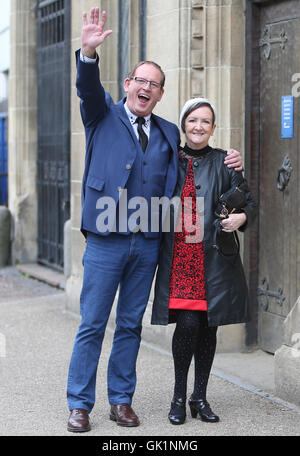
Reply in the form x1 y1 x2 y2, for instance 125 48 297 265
123 101 151 128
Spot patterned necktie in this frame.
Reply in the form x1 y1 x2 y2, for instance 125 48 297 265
136 117 148 152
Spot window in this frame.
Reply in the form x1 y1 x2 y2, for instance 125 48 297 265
38 0 65 47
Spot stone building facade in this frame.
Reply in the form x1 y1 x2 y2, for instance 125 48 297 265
8 0 300 405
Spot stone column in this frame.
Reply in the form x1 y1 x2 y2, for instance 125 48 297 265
66 1 248 355
66 0 119 312
145 0 247 351
204 0 246 350
274 297 300 406
147 0 192 128
139 0 192 345
204 0 244 152
147 0 244 153
8 0 38 264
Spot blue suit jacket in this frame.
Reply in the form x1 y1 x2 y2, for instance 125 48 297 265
75 50 180 237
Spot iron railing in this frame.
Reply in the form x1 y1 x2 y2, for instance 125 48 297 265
36 0 71 270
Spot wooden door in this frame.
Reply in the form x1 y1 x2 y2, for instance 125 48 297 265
253 0 300 353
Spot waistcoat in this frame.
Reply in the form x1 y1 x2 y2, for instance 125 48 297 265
116 118 171 238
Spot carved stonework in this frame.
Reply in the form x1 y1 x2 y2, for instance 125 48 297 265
191 1 204 97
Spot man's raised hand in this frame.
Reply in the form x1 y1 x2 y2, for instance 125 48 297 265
81 8 112 58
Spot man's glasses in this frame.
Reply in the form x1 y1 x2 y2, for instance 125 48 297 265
130 76 162 90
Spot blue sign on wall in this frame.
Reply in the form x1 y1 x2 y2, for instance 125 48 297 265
281 96 294 139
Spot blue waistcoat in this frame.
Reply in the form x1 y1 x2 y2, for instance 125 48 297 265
116 118 171 238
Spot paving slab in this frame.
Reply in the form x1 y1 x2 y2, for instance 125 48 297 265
0 267 299 440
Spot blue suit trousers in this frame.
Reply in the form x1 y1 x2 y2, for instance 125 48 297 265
67 232 160 412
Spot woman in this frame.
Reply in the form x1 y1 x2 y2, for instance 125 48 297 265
151 98 257 425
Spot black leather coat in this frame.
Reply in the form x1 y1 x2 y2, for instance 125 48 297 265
151 147 257 327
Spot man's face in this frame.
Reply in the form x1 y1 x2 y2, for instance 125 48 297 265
124 63 165 117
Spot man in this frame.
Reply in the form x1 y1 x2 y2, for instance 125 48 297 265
67 8 243 432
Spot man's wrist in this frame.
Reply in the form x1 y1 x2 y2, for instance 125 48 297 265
80 50 97 64
81 47 96 59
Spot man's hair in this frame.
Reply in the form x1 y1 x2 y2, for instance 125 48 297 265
128 61 166 88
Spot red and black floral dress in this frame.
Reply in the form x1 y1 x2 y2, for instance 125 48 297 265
169 146 208 312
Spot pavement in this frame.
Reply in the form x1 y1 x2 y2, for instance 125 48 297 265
0 266 299 440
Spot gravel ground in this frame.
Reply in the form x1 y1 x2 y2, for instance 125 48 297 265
0 267 62 302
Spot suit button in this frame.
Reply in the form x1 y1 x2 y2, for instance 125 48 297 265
196 185 201 190
126 164 131 170
193 161 199 168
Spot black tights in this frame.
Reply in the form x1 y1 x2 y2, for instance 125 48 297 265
172 310 218 401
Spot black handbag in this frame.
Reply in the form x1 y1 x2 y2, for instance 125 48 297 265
213 183 247 262
214 183 247 218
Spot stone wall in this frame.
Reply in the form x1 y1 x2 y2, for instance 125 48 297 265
7 0 248 351
7 0 300 404
66 0 247 351
66 0 120 312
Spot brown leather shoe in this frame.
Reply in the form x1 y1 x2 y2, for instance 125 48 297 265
67 409 91 432
110 404 140 427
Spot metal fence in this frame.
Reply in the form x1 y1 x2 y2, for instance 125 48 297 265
36 0 71 270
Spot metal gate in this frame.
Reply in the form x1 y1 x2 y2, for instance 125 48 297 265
0 115 8 206
36 0 71 270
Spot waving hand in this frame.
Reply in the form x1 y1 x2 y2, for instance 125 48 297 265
81 8 112 58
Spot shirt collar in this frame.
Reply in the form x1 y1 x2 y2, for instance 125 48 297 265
124 102 151 127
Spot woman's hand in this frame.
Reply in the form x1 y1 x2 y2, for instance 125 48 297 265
221 213 247 232
81 8 112 58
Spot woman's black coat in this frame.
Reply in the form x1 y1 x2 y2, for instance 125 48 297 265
151 147 257 328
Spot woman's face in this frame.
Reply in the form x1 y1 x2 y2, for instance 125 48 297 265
184 106 216 150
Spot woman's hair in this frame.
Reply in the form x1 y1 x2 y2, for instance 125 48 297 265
180 98 216 133
128 61 166 88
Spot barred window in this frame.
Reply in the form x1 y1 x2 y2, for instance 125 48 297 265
38 0 65 47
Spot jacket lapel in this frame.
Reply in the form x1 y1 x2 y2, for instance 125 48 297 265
152 114 179 199
151 114 178 155
116 99 139 147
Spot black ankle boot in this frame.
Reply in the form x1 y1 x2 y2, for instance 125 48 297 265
168 398 186 425
188 398 219 423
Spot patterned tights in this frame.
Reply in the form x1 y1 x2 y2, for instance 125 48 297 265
172 310 218 401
